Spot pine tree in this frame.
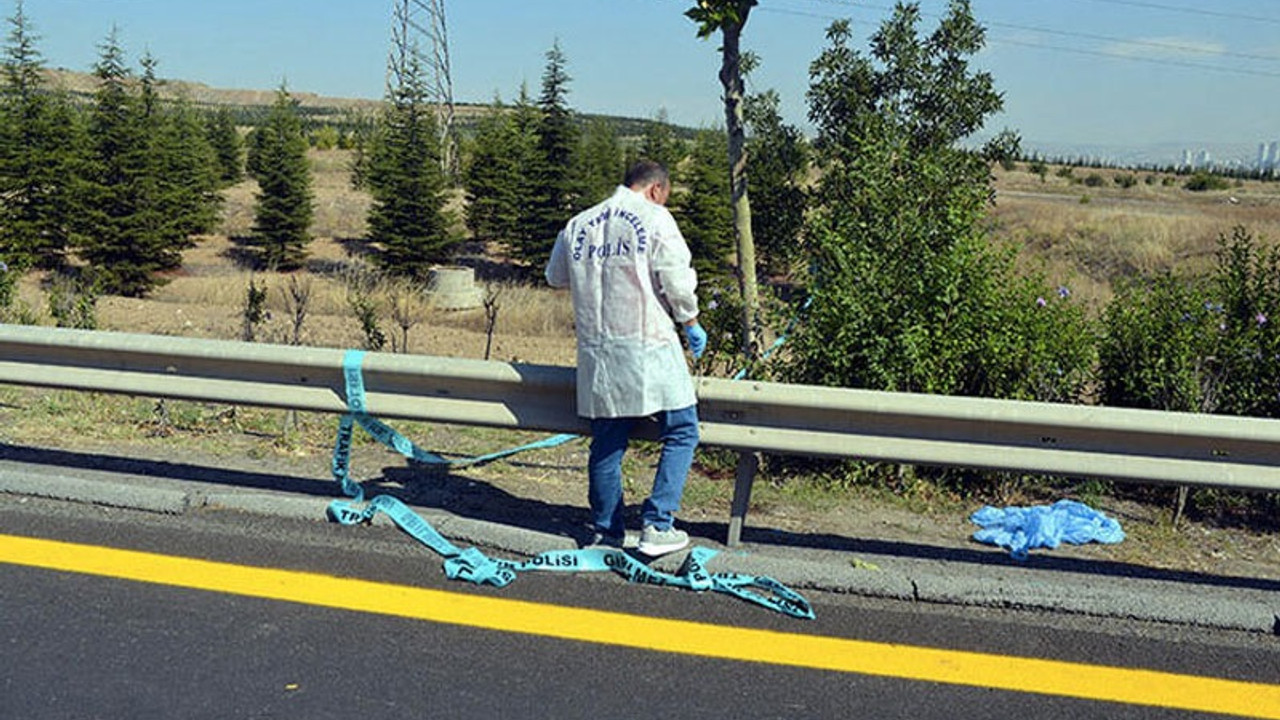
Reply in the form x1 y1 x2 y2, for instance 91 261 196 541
156 96 222 238
128 52 188 272
77 29 174 296
250 84 313 270
671 128 733 283
464 98 523 242
0 1 82 271
347 109 376 190
366 51 453 278
632 109 684 173
245 125 268 178
507 83 544 253
206 107 243 185
576 116 623 205
524 41 580 273
130 54 220 267
744 88 808 276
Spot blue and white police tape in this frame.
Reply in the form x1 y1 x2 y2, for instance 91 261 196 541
328 349 816 619
333 349 579 474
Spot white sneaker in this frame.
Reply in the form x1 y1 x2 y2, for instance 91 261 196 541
637 525 689 557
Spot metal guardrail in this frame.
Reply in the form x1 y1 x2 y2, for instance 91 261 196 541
2 324 1279 546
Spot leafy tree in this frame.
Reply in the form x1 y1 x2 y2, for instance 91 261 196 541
206 107 243 185
687 0 762 359
75 45 220 295
0 1 83 271
785 3 1091 405
744 86 808 276
249 84 313 270
671 128 733 283
366 50 454 278
523 41 580 273
463 100 512 241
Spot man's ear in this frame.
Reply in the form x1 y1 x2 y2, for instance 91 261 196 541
644 182 668 205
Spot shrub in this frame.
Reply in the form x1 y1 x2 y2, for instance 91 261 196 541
1100 271 1216 413
310 125 340 151
1099 226 1280 519
1208 226 1280 417
0 258 37 324
240 277 270 342
695 277 793 381
46 272 98 330
788 224 1095 403
1184 171 1231 192
1100 226 1280 417
1083 173 1106 187
0 259 16 313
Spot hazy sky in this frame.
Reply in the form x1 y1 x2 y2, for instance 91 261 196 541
25 0 1280 155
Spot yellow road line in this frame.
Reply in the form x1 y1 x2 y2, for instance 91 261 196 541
2 532 1277 718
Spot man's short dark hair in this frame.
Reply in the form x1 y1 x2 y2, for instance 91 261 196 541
624 159 669 189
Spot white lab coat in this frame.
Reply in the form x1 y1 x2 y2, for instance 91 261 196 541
545 185 699 419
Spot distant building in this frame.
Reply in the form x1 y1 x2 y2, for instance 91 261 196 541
1258 143 1271 170
1179 148 1215 170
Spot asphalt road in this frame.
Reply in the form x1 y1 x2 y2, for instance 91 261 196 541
2 496 1277 720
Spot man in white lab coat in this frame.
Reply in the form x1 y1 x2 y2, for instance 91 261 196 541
545 160 707 557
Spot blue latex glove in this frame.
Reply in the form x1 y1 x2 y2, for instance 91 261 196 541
684 322 707 359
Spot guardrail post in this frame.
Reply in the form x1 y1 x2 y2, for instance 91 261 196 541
726 450 759 547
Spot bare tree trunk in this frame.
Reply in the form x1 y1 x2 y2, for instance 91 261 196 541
719 12 760 362
718 10 764 548
483 285 503 361
280 275 312 435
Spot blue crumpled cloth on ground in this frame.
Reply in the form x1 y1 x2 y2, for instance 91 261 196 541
970 499 1125 560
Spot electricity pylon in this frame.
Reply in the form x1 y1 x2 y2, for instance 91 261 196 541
389 0 457 179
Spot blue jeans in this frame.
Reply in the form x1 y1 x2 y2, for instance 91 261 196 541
588 405 699 535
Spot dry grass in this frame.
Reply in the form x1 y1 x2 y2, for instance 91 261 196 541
991 165 1280 308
